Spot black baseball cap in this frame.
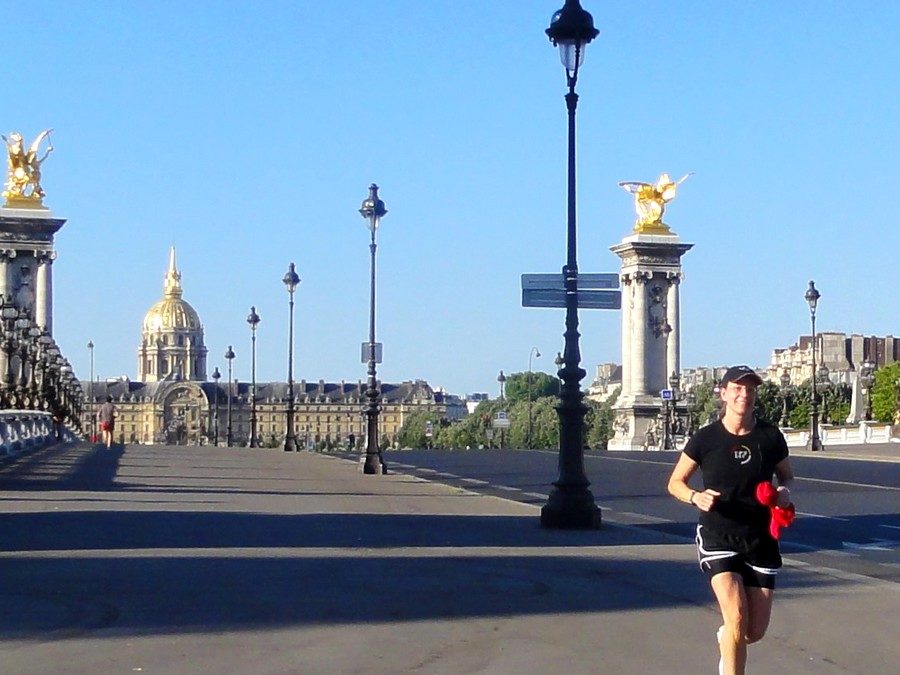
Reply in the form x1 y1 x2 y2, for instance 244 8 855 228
720 365 763 387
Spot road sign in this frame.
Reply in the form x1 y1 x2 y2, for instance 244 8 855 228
660 389 673 400
522 288 621 310
521 273 619 290
492 411 510 428
361 342 383 364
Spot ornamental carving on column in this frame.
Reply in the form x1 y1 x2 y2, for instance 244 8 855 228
648 282 671 338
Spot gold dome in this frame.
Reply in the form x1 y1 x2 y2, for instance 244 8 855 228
142 297 203 333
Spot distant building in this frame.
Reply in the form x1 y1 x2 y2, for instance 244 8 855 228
586 363 621 403
80 251 458 446
767 333 899 385
465 392 489 414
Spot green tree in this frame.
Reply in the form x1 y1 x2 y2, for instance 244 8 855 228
755 381 782 424
585 399 614 450
871 362 900 423
396 410 443 448
503 371 559 404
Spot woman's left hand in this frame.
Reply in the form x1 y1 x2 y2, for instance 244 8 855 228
776 486 792 508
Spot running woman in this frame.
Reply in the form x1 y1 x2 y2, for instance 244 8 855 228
667 365 794 675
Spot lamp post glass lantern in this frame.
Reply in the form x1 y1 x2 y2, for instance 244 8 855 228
540 0 602 529
246 306 260 447
225 345 235 446
359 183 387 474
805 280 823 451
283 262 301 452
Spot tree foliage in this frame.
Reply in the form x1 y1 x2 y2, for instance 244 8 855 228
871 361 900 423
502 371 560 404
395 390 618 450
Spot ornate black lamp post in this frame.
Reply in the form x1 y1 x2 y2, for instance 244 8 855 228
359 183 387 474
668 371 681 449
859 360 875 422
225 345 235 446
87 340 95 440
805 280 823 451
779 370 792 427
540 0 602 529
0 299 20 408
211 366 221 445
283 262 301 452
246 306 260 447
817 363 831 424
554 351 564 395
527 346 541 448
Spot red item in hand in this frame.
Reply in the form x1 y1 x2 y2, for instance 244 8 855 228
755 481 795 540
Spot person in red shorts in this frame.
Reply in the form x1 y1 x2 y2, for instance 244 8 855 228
96 395 117 448
667 365 794 675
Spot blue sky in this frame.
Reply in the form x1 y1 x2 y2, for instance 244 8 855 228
6 1 898 396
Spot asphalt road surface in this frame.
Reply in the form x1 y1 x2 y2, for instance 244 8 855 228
355 446 900 583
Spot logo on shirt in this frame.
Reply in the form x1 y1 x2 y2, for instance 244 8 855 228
731 445 752 465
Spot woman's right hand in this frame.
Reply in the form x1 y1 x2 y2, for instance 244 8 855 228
693 489 720 512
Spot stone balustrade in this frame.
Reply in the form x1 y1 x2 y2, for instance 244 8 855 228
782 421 899 448
0 410 77 457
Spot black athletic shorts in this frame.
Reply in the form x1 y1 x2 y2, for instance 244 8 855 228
695 524 782 589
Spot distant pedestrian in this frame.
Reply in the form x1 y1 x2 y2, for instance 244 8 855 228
667 366 795 675
97 395 117 448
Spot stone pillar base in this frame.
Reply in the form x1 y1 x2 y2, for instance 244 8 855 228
608 396 672 451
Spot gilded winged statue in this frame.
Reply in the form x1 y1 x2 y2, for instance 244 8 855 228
618 172 692 233
2 129 54 204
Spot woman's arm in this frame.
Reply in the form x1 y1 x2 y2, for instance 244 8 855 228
774 457 794 507
667 453 720 512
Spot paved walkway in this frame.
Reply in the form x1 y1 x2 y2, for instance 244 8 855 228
0 443 896 674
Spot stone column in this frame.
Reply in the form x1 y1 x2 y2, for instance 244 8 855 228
35 251 57 334
666 273 682 379
0 250 16 302
631 271 649 396
619 273 632 398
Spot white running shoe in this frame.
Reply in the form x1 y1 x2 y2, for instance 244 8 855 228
717 625 725 675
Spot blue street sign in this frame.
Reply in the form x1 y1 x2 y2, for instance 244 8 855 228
660 389 673 400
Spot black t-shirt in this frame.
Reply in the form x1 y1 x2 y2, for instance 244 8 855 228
683 419 789 537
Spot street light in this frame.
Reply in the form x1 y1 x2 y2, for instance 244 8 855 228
283 262 301 452
497 370 507 401
527 346 541 449
246 306 260 447
817 363 831 424
211 366 221 445
779 370 792 428
805 280 823 451
859 360 875 422
554 351 564 395
668 371 681 449
225 345 235 446
540 0 602 529
359 183 387 475
87 340 94 442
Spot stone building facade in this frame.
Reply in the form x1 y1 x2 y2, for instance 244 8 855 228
80 251 456 446
767 333 899 385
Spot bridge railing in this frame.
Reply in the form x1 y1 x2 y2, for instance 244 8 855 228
0 410 78 458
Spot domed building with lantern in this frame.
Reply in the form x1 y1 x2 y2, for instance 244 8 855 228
80 248 457 447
